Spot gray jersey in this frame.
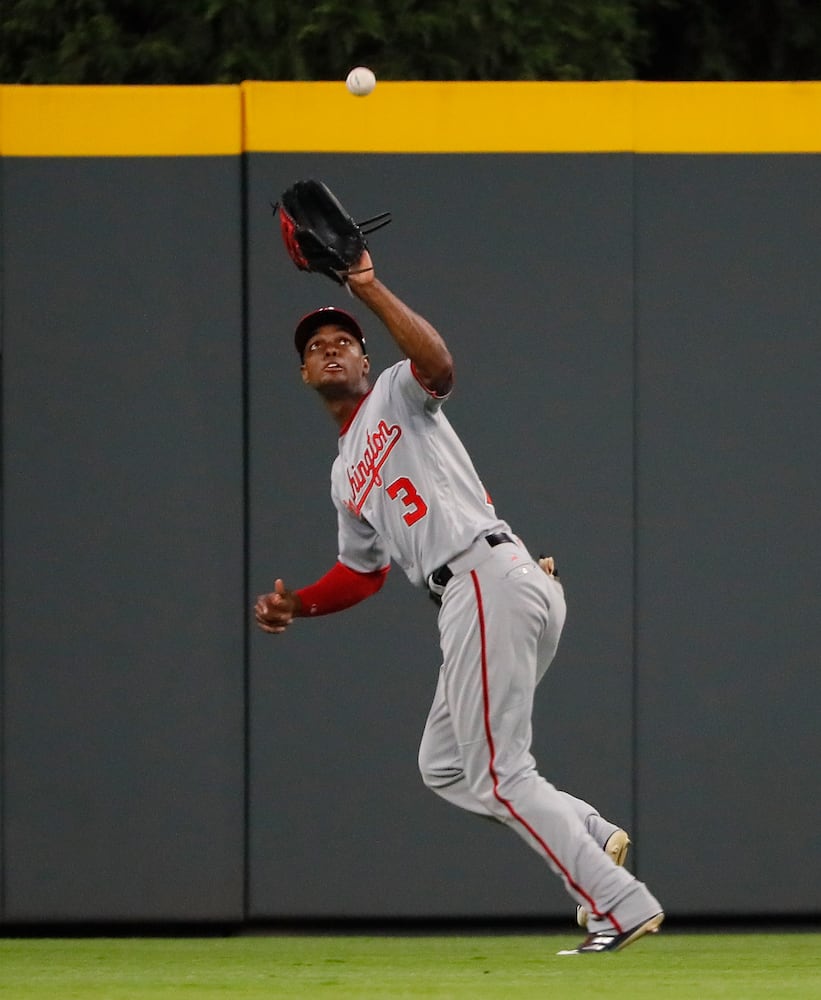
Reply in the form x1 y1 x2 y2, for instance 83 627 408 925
331 359 509 587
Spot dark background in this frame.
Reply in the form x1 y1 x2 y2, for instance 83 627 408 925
2 149 819 924
4 0 821 84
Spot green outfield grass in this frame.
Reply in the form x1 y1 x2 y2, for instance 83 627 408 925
0 931 818 999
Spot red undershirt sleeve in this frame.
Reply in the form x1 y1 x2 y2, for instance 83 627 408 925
295 561 389 617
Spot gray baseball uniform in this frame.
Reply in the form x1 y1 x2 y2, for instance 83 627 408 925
332 358 661 933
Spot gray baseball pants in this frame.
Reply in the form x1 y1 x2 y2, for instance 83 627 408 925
417 536 662 934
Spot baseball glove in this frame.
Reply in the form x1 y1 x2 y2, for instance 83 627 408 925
274 179 391 285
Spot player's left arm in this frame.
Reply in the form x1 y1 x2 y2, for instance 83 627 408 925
348 250 453 397
256 499 391 634
255 562 389 634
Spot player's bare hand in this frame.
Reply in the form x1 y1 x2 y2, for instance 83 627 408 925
347 249 375 289
255 579 301 634
538 555 558 577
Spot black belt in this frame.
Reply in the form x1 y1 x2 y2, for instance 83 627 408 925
428 532 516 604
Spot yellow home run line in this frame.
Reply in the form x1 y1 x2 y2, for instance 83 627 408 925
2 81 821 156
0 84 242 156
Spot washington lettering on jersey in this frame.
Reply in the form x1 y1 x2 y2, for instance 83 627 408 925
333 360 508 587
345 418 403 516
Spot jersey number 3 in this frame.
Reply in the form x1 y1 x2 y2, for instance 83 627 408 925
386 476 428 526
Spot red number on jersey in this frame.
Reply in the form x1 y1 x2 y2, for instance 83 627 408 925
386 476 428 526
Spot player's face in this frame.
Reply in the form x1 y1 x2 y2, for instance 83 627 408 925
300 324 370 393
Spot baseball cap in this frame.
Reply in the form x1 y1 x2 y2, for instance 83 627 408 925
294 306 367 361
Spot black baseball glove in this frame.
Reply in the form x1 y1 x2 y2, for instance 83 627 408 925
274 179 391 286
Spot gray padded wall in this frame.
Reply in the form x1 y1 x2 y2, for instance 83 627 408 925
246 154 636 918
634 155 821 915
1 158 245 921
1 148 818 924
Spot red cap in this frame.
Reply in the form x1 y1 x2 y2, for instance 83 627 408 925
294 306 367 361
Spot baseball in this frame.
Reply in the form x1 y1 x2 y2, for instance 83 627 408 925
346 66 376 97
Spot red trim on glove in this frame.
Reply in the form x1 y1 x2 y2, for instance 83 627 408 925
295 561 389 617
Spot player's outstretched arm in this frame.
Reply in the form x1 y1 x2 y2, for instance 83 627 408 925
347 250 453 396
254 562 389 635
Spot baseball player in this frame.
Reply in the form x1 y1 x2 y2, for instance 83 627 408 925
255 248 664 954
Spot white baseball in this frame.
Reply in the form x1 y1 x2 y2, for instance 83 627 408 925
346 66 376 97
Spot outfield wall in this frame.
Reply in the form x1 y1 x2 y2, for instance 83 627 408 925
1 83 819 924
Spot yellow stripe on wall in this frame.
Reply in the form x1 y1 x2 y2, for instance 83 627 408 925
244 80 821 154
243 81 635 153
634 82 821 153
0 85 242 156
2 81 821 156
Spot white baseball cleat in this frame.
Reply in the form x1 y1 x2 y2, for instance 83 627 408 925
576 829 631 929
558 912 665 955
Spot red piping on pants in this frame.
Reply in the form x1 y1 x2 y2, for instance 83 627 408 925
469 569 622 934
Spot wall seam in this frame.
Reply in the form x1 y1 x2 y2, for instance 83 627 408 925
629 148 641 878
0 152 6 921
240 146 252 921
